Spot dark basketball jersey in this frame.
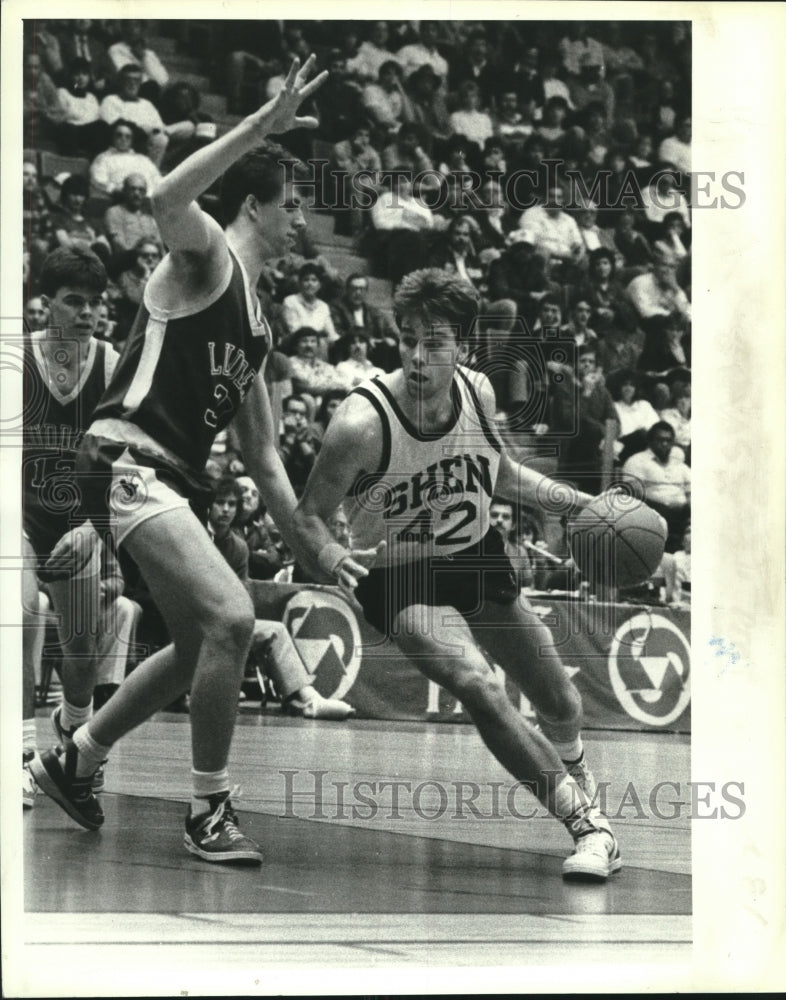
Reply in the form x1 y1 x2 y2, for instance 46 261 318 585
90 250 270 474
347 366 503 566
23 335 117 555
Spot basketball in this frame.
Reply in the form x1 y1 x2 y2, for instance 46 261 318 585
568 494 667 589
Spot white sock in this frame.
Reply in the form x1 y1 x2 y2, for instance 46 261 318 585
191 767 230 816
73 725 112 778
549 774 596 841
555 738 584 765
60 696 92 733
23 718 37 758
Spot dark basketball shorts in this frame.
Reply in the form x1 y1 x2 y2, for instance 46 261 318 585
354 527 519 635
72 434 213 548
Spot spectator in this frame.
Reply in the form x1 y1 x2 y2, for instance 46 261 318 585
288 328 350 399
614 209 653 270
207 476 355 719
103 173 161 253
427 216 484 288
449 80 494 148
577 247 636 334
540 52 574 110
405 65 451 145
346 21 397 82
471 179 516 250
607 368 660 463
158 82 218 171
487 242 560 330
489 497 535 589
330 122 381 237
495 89 536 153
559 23 605 78
562 296 599 349
232 476 287 581
395 21 449 82
278 394 323 497
575 198 615 257
25 296 50 333
30 19 64 81
654 212 690 262
23 160 55 274
281 263 338 351
516 184 584 278
94 299 117 343
370 171 439 283
499 44 544 112
658 116 691 174
90 119 162 196
381 122 434 176
335 332 386 388
659 382 691 463
57 19 114 93
449 29 497 109
51 174 106 253
536 95 569 153
362 59 412 138
55 57 108 157
568 51 615 123
330 273 400 371
314 50 365 144
99 64 169 166
313 389 349 442
627 251 692 326
23 50 65 146
107 20 170 99
595 323 642 379
113 237 162 340
640 172 691 233
622 420 690 552
558 344 618 495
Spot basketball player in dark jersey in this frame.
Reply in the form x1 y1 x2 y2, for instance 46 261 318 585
31 57 329 864
293 269 621 880
22 247 118 807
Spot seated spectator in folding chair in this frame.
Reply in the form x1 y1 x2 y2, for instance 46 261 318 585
627 251 692 329
335 332 386 389
89 118 161 197
281 263 339 357
448 80 494 150
57 19 114 95
362 60 412 142
653 211 690 262
103 173 161 254
207 476 354 719
55 58 109 157
370 171 441 284
99 64 169 167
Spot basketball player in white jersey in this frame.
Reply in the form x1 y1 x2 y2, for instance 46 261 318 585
32 57 329 864
294 269 621 880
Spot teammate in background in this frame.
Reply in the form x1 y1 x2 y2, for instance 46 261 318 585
32 57 329 864
294 269 621 880
23 247 119 807
207 476 355 719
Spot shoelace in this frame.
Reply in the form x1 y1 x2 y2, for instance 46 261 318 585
201 785 245 840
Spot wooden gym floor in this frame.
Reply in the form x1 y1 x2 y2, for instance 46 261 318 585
18 711 691 990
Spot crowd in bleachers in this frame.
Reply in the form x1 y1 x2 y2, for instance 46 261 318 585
23 17 692 642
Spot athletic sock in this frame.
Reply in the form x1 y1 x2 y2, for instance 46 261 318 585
72 725 112 778
548 774 597 842
60 696 92 733
561 747 585 768
190 767 230 818
23 718 37 759
551 736 583 764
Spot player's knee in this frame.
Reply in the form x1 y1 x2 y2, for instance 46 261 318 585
453 665 507 712
207 593 254 653
539 677 582 727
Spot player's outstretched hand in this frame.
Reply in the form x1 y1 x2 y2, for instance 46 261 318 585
251 55 328 135
335 541 386 596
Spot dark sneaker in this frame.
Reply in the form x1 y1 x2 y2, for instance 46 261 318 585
52 707 107 793
562 828 622 881
184 793 263 864
29 745 104 831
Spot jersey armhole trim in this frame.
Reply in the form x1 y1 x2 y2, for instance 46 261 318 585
347 384 392 497
456 367 503 454
375 376 462 442
143 253 234 321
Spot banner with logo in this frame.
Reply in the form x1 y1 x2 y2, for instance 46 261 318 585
249 582 691 734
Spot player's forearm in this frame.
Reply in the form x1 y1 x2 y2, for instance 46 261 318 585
497 454 593 511
291 508 344 583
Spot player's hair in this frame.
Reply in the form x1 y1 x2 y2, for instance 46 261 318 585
39 247 107 297
393 268 480 344
219 142 301 225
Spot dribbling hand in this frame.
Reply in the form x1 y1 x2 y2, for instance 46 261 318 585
334 540 386 596
251 55 328 135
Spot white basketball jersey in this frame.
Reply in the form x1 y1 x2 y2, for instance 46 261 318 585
347 366 503 566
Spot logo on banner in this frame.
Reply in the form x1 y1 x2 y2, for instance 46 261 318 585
283 590 363 699
608 612 690 726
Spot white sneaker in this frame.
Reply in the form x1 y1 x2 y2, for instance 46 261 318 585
284 692 356 721
562 828 622 881
23 766 37 809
